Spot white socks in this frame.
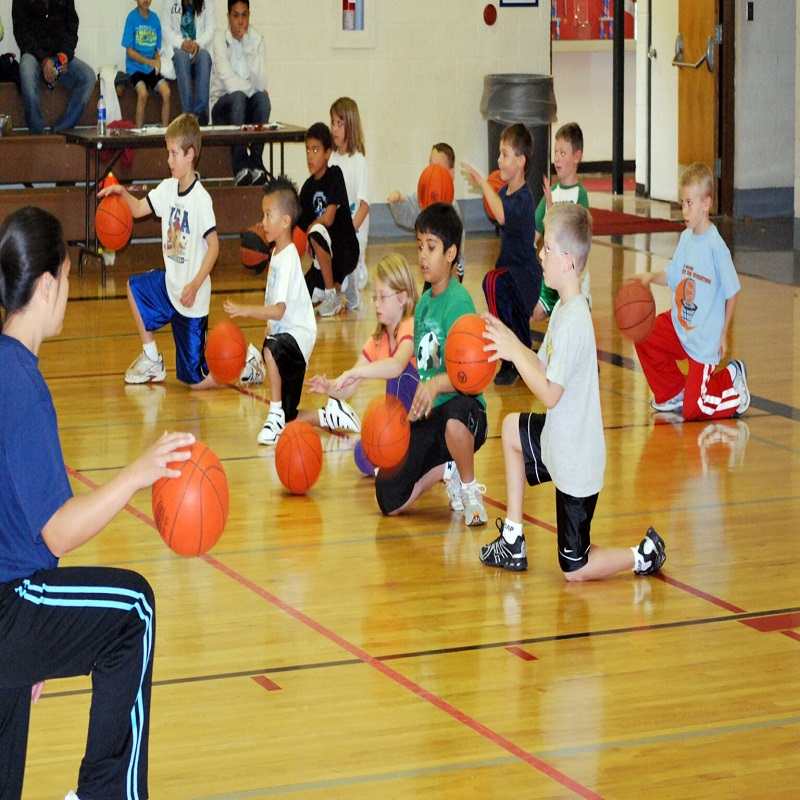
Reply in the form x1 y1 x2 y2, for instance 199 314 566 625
143 341 159 362
502 519 522 543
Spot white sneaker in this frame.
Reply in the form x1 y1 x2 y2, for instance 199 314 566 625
341 274 359 310
356 259 368 290
317 289 343 317
65 792 81 800
321 397 361 433
728 359 750 415
650 390 684 413
125 352 166 384
443 460 464 512
240 343 266 384
461 481 488 527
257 408 285 446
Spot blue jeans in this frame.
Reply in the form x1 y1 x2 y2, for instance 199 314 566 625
19 52 96 134
172 48 211 121
211 90 271 176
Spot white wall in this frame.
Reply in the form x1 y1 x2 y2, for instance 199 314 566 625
0 0 552 204
734 0 794 192
551 44 637 164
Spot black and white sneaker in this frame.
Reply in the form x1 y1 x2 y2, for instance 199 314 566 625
479 520 528 571
321 397 361 433
634 527 666 575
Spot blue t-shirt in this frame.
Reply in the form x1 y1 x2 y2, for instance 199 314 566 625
666 224 741 365
0 335 71 583
414 278 485 410
122 8 163 76
497 182 541 314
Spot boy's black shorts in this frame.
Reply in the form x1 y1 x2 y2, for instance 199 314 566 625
376 394 487 515
263 333 306 421
518 412 598 573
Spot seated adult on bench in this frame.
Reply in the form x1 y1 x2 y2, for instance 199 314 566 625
12 0 95 135
210 0 270 186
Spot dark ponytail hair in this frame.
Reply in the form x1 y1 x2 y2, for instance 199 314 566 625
0 206 67 333
184 0 205 16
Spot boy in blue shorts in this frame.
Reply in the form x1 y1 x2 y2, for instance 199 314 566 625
462 123 541 386
479 203 665 577
122 0 171 128
375 202 489 528
99 113 219 389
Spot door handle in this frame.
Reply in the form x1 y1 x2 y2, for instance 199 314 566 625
671 34 715 73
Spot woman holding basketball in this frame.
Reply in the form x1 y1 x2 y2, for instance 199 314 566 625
0 206 194 799
304 253 419 474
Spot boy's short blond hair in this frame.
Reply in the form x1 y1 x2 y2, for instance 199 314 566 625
679 162 714 200
544 203 592 274
166 113 202 162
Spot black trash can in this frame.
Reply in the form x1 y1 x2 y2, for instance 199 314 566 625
480 73 558 212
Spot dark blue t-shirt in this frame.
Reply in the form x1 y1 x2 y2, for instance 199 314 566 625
0 335 72 582
496 182 541 314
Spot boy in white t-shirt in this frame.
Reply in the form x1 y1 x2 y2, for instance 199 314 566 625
224 176 317 445
479 203 666 578
99 113 219 389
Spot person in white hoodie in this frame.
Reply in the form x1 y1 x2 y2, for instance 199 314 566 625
161 0 216 124
209 0 270 186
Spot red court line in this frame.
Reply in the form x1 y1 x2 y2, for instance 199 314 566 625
742 612 800 633
655 573 746 614
204 554 603 800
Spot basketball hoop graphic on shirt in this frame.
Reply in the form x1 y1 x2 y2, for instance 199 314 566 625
676 277 697 330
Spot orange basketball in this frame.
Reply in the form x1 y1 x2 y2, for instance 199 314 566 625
444 313 495 394
275 420 323 494
95 194 133 251
361 394 410 470
152 441 229 557
417 163 455 209
484 170 507 221
206 321 247 384
293 225 308 257
240 225 273 274
614 281 656 343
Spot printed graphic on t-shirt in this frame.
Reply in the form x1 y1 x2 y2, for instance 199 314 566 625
164 206 190 264
417 331 442 372
676 275 699 330
312 191 329 218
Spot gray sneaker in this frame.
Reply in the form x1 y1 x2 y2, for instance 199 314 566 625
342 274 359 310
240 343 266 384
461 481 488 527
125 352 166 384
728 359 750 415
317 289 343 317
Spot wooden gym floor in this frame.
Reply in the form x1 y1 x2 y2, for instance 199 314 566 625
22 190 800 798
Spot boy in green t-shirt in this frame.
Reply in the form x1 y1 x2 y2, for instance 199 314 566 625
532 122 590 321
375 203 489 528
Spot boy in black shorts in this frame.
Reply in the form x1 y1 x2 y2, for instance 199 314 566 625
375 203 489 528
479 203 665 577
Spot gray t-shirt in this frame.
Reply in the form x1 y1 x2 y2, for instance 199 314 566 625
539 293 605 497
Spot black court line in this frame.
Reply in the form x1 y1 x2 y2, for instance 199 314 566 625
40 603 800 699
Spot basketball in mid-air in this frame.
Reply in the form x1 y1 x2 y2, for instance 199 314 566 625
444 313 494 394
152 441 229 557
275 420 323 494
95 194 133 251
614 281 656 343
206 321 247 384
240 225 273 274
417 163 455 209
361 394 410 470
483 170 507 221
